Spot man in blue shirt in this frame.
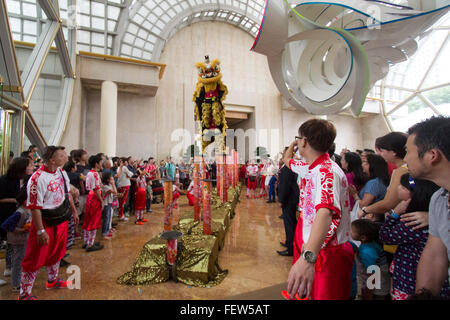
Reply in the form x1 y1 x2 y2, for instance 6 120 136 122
165 157 176 180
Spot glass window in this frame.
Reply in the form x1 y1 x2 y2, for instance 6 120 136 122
124 33 135 44
387 96 436 133
9 17 21 33
77 30 90 44
108 20 117 31
6 0 21 15
22 34 36 43
132 47 142 58
79 0 90 14
92 17 105 29
108 6 121 20
423 86 450 110
122 44 132 55
22 2 36 17
92 1 105 17
79 14 90 27
23 19 36 35
91 32 105 46
139 6 149 17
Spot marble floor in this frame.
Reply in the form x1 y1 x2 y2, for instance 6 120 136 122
0 190 293 300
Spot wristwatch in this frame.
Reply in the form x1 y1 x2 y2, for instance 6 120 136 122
390 209 400 219
361 207 369 216
301 250 317 264
36 229 46 236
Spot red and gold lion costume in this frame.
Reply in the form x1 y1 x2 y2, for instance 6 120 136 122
193 55 228 153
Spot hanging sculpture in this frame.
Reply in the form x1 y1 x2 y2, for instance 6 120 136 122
193 55 228 153
251 0 450 116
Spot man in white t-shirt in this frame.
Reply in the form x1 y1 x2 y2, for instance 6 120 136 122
283 119 353 300
19 146 78 300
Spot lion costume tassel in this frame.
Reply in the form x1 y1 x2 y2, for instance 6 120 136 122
193 55 228 153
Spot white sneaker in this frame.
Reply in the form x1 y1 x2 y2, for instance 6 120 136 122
3 269 11 277
119 216 129 221
0 279 7 286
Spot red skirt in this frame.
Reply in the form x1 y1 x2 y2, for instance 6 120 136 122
82 190 102 231
293 216 354 300
187 192 194 206
22 220 68 272
134 187 146 211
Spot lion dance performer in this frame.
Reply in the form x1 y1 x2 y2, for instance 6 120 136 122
193 55 228 153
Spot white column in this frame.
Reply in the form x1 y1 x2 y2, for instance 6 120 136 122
100 81 117 157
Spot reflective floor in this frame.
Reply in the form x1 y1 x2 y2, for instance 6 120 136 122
0 190 292 300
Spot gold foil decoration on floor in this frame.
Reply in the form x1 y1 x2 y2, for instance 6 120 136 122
117 184 241 287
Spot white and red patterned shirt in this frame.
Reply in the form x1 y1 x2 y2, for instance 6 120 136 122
246 165 258 177
289 153 351 248
27 166 71 210
85 170 101 191
145 164 157 180
136 175 147 189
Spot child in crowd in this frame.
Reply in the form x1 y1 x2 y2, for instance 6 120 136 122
267 174 277 203
101 172 117 239
82 155 104 252
379 173 449 300
351 219 390 300
172 183 182 209
134 169 148 225
0 186 31 292
246 161 258 198
146 177 153 213
186 180 195 206
116 158 133 221
258 160 266 198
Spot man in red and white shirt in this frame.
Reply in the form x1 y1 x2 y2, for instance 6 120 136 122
20 146 78 300
283 119 354 300
145 157 158 181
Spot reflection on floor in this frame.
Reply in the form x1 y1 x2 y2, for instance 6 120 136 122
0 190 292 300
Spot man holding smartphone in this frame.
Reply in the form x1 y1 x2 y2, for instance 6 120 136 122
283 119 354 300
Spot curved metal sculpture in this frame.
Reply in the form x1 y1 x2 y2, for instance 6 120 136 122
251 0 450 116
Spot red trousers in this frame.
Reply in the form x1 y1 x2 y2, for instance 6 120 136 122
247 177 257 190
293 217 354 300
134 187 146 211
22 221 68 272
117 186 130 218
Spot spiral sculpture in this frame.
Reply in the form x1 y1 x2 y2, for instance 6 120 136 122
251 0 450 116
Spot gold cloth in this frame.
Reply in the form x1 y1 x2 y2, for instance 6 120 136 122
117 236 169 285
117 186 241 287
176 234 228 287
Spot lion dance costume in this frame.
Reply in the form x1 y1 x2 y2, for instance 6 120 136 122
193 55 228 153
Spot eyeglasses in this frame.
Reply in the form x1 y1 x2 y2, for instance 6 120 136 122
408 176 415 190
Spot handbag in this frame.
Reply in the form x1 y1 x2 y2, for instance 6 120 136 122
41 169 72 226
